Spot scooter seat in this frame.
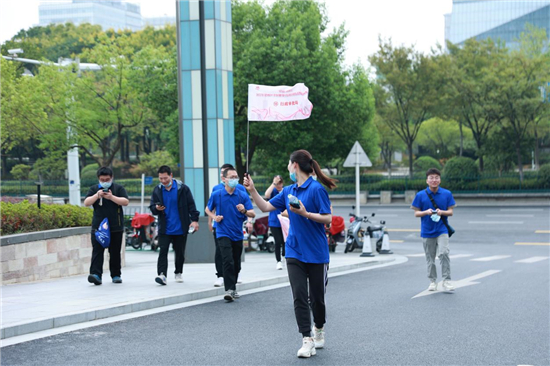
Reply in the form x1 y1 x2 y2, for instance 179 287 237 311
367 225 383 232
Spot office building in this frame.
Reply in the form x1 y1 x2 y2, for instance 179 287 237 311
445 0 550 49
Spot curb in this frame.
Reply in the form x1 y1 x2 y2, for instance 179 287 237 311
1 258 395 340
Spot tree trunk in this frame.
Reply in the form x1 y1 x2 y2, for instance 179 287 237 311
408 143 414 178
135 143 140 163
534 127 540 170
516 143 524 184
459 119 464 157
125 134 130 162
120 134 126 162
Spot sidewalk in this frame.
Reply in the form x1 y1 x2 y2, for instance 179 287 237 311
1 247 403 340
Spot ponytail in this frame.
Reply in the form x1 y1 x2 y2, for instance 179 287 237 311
289 149 338 190
311 159 337 190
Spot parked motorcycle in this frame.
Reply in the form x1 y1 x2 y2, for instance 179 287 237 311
125 213 158 251
344 211 388 254
246 216 275 253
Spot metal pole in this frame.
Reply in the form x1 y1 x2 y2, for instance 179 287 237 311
140 173 145 214
37 184 41 209
355 145 360 218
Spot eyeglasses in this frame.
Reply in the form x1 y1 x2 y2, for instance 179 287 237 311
427 176 440 181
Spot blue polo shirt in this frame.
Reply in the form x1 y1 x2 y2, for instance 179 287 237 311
207 187 253 241
269 177 331 264
162 180 183 235
411 186 456 238
268 188 283 228
211 183 247 229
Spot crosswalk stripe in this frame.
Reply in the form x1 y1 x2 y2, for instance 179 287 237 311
387 229 420 232
469 221 524 224
515 242 550 246
500 208 544 212
389 240 404 243
535 230 550 234
485 215 534 217
405 253 425 257
515 256 549 263
471 255 511 262
449 254 474 259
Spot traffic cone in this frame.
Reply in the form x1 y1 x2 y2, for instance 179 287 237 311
360 233 375 257
379 232 393 254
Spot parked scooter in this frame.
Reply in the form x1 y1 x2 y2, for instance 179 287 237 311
125 213 158 251
344 210 388 254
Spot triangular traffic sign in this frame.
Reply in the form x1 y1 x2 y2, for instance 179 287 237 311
343 141 372 167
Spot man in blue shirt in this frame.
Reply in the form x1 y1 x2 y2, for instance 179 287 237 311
208 163 250 287
411 168 456 292
205 167 255 302
150 166 200 285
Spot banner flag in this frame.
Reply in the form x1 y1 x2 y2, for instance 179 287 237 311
248 83 313 121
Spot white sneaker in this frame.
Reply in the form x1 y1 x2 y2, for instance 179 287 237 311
237 274 242 284
276 261 283 270
175 273 183 283
155 273 167 285
214 277 224 287
442 280 455 291
297 337 316 358
428 281 437 291
232 290 240 299
224 290 234 302
313 326 325 349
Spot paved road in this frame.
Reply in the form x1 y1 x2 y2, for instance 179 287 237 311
2 206 549 366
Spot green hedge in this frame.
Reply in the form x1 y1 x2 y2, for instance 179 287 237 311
0 201 93 235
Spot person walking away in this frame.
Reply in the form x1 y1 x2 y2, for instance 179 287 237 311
205 167 255 302
411 168 456 292
84 167 129 285
264 175 285 269
244 150 336 358
150 165 200 285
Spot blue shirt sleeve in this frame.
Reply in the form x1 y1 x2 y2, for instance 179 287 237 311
240 190 253 210
448 192 456 208
269 186 287 212
207 191 218 211
411 192 423 210
316 186 332 214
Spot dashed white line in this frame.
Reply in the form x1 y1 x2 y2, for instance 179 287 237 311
471 255 512 262
468 221 524 224
515 256 549 264
449 254 474 259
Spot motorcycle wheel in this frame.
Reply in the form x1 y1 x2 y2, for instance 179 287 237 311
130 237 142 250
376 239 382 253
344 241 354 253
249 237 259 251
266 241 275 253
151 236 159 251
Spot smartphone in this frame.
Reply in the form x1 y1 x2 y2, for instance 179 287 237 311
155 202 164 207
103 187 109 192
289 202 301 209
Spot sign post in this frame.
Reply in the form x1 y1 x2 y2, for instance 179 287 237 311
343 141 372 217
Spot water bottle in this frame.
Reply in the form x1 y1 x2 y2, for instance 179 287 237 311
288 194 300 209
188 226 195 234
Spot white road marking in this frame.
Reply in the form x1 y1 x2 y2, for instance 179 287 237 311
449 254 474 259
485 215 534 218
412 270 501 299
405 253 426 257
500 208 544 212
468 221 524 224
515 256 549 263
471 255 511 262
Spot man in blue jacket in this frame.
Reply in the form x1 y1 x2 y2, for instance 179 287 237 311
150 165 200 285
411 168 456 292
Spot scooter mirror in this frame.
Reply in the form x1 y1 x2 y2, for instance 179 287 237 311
352 205 355 210
372 213 375 217
380 220 386 225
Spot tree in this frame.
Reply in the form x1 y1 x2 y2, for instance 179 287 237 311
447 39 508 171
232 0 376 178
416 117 473 159
369 39 444 178
10 164 31 180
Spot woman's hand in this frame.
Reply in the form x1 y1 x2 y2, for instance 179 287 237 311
289 199 308 217
243 173 255 191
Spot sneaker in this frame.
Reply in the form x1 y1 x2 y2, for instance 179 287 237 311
112 276 122 284
428 281 437 291
297 337 316 358
175 273 183 283
214 277 224 287
155 273 167 285
88 274 102 285
237 275 242 284
276 261 283 270
232 290 240 299
224 290 234 302
442 280 455 291
313 326 325 349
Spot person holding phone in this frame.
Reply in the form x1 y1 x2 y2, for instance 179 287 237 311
150 165 199 285
243 150 336 358
83 167 129 285
264 175 285 269
205 167 255 302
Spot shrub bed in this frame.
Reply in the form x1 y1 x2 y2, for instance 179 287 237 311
1 201 93 235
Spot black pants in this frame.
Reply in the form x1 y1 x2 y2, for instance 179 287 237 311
271 226 285 262
90 231 123 279
286 257 329 334
157 234 187 276
213 228 223 278
218 237 243 291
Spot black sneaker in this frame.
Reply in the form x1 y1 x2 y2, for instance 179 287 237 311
88 274 102 285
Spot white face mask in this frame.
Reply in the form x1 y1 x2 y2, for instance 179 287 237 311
430 213 441 222
99 180 112 189
312 175 317 181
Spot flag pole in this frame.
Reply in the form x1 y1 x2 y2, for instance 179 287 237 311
246 119 250 173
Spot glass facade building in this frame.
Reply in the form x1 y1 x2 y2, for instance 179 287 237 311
176 0 235 212
39 0 142 32
445 0 550 49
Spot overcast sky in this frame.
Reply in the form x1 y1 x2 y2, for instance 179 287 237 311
0 0 453 67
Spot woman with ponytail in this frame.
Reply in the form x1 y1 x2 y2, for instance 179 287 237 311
243 149 336 358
